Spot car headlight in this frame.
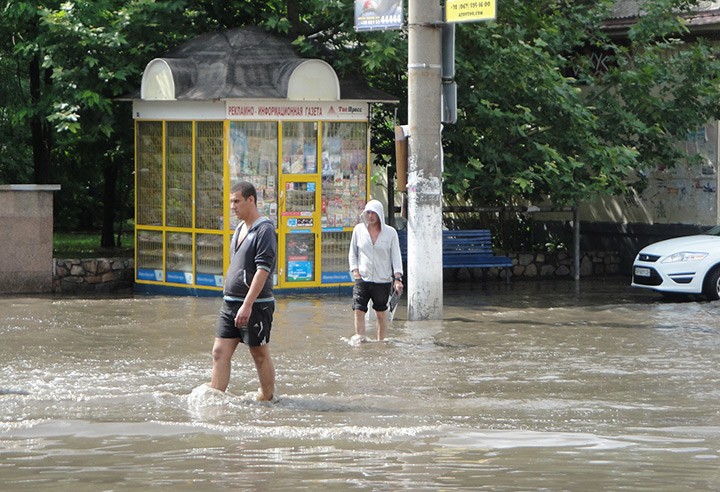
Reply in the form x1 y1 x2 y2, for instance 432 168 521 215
661 251 709 263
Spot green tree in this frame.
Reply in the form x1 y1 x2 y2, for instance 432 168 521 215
0 0 213 244
442 0 720 212
35 0 194 244
0 50 33 184
3 0 719 252
0 0 403 247
0 1 55 185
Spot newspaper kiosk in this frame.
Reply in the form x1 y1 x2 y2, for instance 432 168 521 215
132 27 396 294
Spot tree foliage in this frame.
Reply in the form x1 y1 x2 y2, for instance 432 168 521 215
443 0 720 209
1 0 719 248
1 0 234 243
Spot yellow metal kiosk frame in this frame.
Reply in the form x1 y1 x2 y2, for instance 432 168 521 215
134 100 370 294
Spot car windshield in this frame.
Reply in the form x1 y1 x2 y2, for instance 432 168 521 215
704 225 720 236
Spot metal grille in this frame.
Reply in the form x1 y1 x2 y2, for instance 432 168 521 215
136 122 163 226
321 231 352 274
285 182 315 212
195 121 224 230
166 232 192 272
196 233 224 275
166 122 193 228
282 122 317 174
137 230 163 270
633 268 663 286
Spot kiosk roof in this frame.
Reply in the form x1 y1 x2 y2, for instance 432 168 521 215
129 26 398 103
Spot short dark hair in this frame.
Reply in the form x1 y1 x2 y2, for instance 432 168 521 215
231 181 257 202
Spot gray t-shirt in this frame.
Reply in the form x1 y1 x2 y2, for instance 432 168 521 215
223 217 276 300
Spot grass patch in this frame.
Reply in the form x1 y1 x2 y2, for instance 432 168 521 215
54 232 133 258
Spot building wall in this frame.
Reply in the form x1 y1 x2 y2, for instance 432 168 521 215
0 185 60 294
581 121 719 227
528 122 720 272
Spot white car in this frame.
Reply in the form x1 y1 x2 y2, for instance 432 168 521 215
631 225 720 300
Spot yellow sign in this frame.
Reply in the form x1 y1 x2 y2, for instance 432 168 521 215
445 0 496 23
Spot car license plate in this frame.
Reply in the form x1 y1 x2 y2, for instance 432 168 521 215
634 267 651 277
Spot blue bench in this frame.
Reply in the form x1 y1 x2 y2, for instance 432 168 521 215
397 229 513 282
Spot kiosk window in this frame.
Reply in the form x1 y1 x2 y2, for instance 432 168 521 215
286 232 315 282
229 121 278 228
321 122 367 227
282 122 317 174
285 181 315 213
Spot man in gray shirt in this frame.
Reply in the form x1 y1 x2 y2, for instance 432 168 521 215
210 181 277 401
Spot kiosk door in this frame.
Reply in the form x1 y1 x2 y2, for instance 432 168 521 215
276 121 321 288
278 177 320 287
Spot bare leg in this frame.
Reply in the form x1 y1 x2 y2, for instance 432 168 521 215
211 337 240 392
375 310 389 341
354 309 366 336
249 345 275 401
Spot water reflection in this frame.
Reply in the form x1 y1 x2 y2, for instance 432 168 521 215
1 279 719 490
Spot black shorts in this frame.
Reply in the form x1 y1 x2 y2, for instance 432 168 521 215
215 300 274 346
352 280 392 312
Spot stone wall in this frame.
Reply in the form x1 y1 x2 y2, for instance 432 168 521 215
53 258 134 294
453 250 623 281
511 250 622 278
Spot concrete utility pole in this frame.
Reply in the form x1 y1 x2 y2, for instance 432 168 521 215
406 0 443 320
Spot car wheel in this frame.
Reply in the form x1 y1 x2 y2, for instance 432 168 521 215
702 267 720 301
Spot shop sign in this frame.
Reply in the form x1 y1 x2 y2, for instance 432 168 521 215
196 273 224 287
226 101 367 120
322 271 353 283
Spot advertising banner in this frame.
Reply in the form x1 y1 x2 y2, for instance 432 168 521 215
355 0 403 31
445 0 496 23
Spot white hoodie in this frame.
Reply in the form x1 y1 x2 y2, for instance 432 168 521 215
348 200 403 283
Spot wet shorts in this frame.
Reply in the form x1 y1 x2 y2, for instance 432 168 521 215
215 300 275 346
352 280 392 312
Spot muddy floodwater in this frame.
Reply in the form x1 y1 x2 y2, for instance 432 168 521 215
1 278 719 491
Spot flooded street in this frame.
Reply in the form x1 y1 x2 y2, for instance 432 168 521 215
1 278 719 491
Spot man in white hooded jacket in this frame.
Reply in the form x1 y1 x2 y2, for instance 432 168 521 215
348 199 404 341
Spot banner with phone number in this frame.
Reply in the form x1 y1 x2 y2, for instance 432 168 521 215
355 0 403 31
